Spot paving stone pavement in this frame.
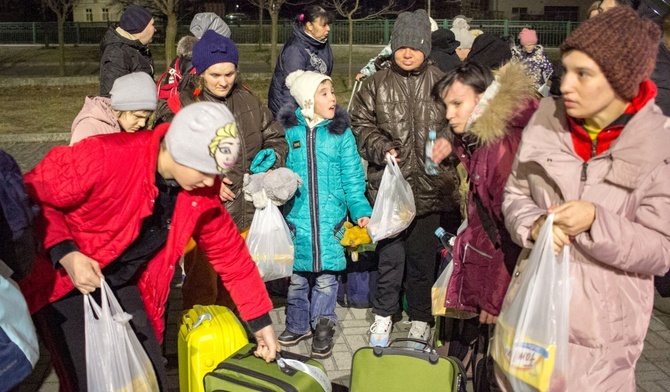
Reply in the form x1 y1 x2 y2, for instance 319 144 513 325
4 140 670 392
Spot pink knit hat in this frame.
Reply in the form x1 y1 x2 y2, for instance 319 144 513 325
518 28 537 45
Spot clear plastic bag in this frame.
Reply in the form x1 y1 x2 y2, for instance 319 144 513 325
491 214 571 392
366 154 416 242
246 201 294 281
85 279 159 392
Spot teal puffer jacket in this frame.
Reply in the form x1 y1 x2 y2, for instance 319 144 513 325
278 105 372 272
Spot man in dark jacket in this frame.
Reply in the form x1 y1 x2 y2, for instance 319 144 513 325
350 9 461 348
429 28 462 74
99 5 155 97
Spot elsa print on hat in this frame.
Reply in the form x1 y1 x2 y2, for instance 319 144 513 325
165 102 240 175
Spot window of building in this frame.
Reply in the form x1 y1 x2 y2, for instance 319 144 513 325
85 8 93 22
102 8 109 21
512 7 528 17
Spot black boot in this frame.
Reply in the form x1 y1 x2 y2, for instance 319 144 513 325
311 318 336 359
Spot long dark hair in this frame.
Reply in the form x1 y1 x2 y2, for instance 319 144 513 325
432 62 494 104
294 5 335 26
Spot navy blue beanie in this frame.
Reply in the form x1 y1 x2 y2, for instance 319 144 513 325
120 5 153 34
192 30 239 74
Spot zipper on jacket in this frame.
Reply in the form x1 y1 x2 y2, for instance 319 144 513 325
581 140 596 182
207 372 275 392
216 363 298 392
464 243 493 259
457 244 493 307
581 162 588 182
306 126 322 272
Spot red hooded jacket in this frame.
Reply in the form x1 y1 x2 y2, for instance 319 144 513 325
20 124 272 342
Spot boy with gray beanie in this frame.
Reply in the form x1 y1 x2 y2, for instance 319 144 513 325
350 9 461 349
71 72 158 145
25 101 278 391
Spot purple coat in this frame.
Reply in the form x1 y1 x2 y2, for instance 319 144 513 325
446 63 538 316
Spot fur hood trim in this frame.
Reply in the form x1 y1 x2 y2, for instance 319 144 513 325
177 36 199 57
278 104 350 135
469 61 536 145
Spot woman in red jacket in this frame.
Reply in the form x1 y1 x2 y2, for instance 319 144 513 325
21 102 277 391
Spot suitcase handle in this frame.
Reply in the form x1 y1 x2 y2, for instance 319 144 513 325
386 337 436 351
189 312 212 331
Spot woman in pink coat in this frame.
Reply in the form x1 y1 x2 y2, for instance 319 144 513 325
70 72 157 145
501 7 670 390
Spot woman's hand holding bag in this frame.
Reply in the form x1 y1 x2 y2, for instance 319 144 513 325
491 214 571 392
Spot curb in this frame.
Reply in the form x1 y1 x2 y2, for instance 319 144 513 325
0 73 274 88
0 133 70 143
0 76 99 87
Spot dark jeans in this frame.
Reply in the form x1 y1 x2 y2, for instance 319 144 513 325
286 272 338 333
33 285 169 392
372 213 446 323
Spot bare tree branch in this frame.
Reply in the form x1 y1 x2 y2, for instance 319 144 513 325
244 0 310 70
325 0 409 87
40 0 81 75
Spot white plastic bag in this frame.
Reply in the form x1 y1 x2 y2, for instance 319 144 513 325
85 279 159 392
367 154 416 242
431 261 453 316
246 201 294 281
491 214 571 392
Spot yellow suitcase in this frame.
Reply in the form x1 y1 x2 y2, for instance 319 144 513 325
178 305 249 392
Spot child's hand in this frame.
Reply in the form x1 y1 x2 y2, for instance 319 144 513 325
219 176 236 202
358 217 370 228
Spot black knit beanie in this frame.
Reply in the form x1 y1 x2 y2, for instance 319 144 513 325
466 33 512 71
120 5 153 34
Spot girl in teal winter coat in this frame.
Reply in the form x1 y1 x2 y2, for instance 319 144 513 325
277 70 372 359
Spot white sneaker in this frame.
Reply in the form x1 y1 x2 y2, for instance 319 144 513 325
369 315 393 347
408 320 431 350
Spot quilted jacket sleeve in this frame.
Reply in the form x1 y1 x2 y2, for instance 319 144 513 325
575 162 670 276
192 204 273 322
259 105 288 168
350 77 394 166
24 142 104 250
340 128 373 221
502 150 547 249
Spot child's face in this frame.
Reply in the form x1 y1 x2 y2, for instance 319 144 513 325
313 80 336 119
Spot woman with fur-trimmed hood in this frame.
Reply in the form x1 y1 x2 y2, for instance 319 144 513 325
431 61 538 322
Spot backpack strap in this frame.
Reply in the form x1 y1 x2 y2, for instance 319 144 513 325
472 191 500 250
167 94 182 114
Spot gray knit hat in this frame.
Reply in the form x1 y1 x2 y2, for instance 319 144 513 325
190 12 231 38
110 72 157 111
391 9 432 58
165 102 239 175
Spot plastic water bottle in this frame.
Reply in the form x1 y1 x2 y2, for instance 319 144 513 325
435 227 456 250
425 130 439 175
435 227 455 274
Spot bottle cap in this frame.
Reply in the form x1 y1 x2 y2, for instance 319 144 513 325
435 227 445 238
429 130 437 139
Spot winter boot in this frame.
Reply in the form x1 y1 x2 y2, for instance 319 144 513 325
311 318 336 359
